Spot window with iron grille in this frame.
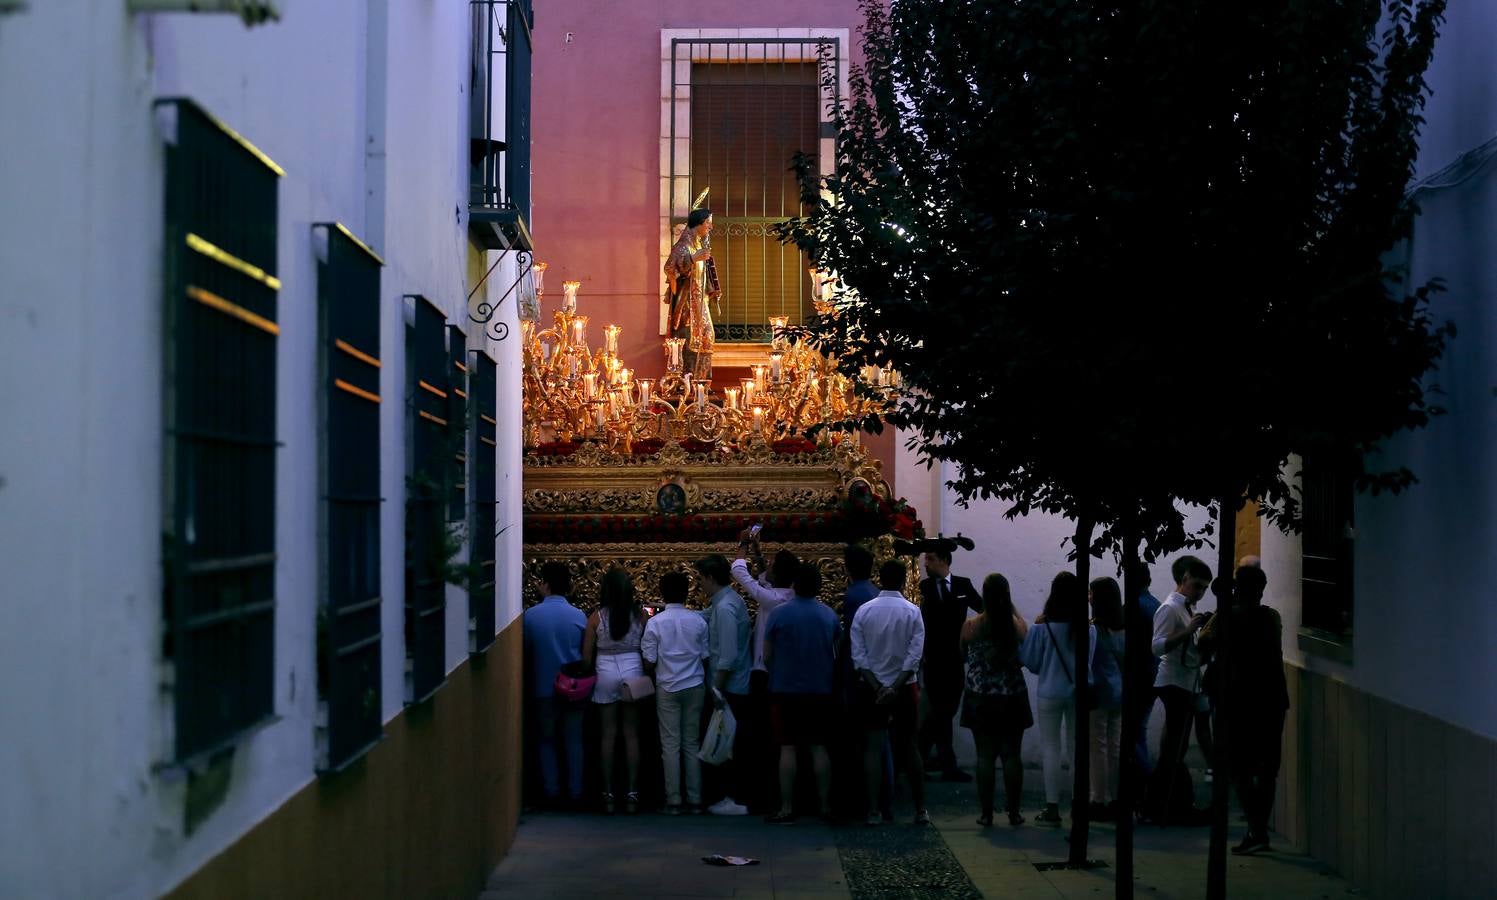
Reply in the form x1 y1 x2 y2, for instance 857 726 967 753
470 351 499 654
667 39 839 343
448 325 469 523
405 296 449 703
313 223 384 772
158 97 281 762
1300 456 1354 643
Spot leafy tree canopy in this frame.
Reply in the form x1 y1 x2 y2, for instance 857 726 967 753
783 0 1453 557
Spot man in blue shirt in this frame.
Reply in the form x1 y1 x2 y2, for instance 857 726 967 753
762 563 841 824
523 561 588 806
696 554 751 816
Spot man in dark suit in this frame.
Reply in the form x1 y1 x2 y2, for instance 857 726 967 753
918 549 980 781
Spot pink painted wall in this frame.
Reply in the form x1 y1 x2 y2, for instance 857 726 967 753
529 1 898 490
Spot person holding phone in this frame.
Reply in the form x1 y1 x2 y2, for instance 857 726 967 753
1146 555 1214 825
731 526 797 813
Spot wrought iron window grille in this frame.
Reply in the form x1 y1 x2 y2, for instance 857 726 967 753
157 97 281 764
404 295 451 705
469 350 499 655
312 222 385 774
1298 455 1355 659
447 325 469 524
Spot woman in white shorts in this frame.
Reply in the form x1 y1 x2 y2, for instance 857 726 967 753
583 568 646 813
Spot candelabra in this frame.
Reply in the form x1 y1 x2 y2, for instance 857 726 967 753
520 278 897 451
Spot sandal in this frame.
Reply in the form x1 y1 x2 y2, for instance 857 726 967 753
601 792 616 815
625 791 640 814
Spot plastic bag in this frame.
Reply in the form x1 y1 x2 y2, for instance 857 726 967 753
697 693 737 766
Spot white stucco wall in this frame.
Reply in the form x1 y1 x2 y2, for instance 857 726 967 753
1265 1 1497 741
0 2 525 896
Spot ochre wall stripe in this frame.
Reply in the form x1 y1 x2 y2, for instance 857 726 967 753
164 623 523 900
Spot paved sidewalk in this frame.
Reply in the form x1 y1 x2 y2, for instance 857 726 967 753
482 811 849 899
482 782 1359 900
485 727 1358 900
933 797 1360 900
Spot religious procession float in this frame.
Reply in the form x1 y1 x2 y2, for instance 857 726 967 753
519 212 924 608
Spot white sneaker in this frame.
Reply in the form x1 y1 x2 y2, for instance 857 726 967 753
709 798 749 816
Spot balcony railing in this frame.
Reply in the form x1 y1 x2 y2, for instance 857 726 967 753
469 0 533 251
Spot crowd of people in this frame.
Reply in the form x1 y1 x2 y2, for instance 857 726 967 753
523 532 1288 854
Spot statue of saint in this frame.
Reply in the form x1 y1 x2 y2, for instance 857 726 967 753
663 207 719 379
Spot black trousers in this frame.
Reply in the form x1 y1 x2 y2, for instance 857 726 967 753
1229 706 1287 836
920 667 963 772
1148 685 1198 821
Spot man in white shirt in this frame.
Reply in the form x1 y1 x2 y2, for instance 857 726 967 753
730 534 797 813
850 559 930 826
1147 555 1213 824
642 571 709 814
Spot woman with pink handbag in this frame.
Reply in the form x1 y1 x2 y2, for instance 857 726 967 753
583 568 649 814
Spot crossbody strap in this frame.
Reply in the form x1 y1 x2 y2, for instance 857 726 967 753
1045 623 1074 686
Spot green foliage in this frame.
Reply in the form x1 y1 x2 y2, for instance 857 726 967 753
780 0 1453 558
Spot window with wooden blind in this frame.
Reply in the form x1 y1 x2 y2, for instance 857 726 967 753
158 97 281 762
1300 455 1355 653
671 42 831 343
313 222 384 772
470 351 499 654
405 296 449 703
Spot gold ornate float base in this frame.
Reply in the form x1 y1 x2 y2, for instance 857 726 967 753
522 438 913 610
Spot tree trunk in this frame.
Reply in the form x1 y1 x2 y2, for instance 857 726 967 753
1206 499 1237 899
1115 529 1142 899
1069 514 1094 865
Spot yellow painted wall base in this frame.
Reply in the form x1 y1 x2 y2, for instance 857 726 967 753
166 620 524 900
1274 664 1497 898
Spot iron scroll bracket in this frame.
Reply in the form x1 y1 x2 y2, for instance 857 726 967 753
467 249 531 342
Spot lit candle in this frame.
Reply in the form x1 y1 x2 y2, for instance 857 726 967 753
769 351 784 383
568 353 580 378
752 406 765 432
593 402 606 430
563 280 580 313
581 372 597 400
571 315 588 346
620 382 634 407
664 338 684 372
532 262 548 297
724 387 739 410
769 315 790 349
752 365 768 395
741 377 756 405
636 379 654 410
604 324 621 356
619 368 632 386
694 382 707 411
